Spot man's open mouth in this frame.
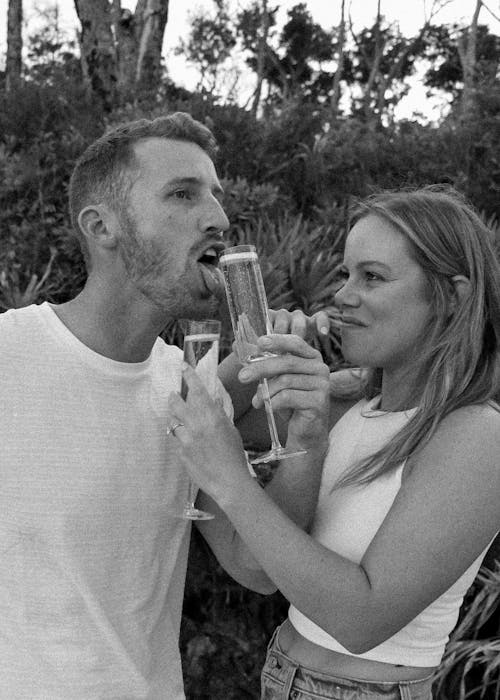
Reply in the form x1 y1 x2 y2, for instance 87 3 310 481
197 244 226 297
197 247 221 268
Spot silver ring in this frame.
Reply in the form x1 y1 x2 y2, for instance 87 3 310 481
167 422 184 436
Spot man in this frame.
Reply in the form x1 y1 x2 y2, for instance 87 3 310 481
0 113 330 698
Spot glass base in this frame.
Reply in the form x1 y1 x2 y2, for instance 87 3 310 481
250 446 307 465
181 506 214 521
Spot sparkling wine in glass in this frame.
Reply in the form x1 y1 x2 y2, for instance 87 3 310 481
219 244 307 465
179 319 221 520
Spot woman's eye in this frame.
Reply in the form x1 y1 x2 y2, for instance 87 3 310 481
365 271 383 281
173 189 190 200
337 267 349 280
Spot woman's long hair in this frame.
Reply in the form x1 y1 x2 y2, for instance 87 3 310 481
335 185 500 489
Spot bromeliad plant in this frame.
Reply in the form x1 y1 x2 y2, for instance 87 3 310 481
222 211 346 366
433 561 500 699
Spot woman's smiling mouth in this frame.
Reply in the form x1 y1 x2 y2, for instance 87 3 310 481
338 315 367 327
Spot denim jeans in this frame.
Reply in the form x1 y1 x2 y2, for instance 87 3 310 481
261 625 434 700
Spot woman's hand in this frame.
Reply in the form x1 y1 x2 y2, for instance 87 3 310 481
237 333 331 449
268 308 330 340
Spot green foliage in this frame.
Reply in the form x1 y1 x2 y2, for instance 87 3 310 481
0 16 499 691
424 24 500 97
433 561 500 699
181 530 288 699
176 1 237 94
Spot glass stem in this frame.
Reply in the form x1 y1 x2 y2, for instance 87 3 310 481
260 378 282 451
186 480 197 509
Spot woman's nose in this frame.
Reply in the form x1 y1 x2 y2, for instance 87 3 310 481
334 279 360 307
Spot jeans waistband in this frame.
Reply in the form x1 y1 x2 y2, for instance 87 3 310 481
264 623 434 698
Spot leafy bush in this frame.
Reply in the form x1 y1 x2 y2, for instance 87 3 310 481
1 80 499 699
433 561 500 699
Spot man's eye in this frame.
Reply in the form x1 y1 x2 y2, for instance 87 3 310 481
173 189 190 200
337 267 349 280
365 271 383 281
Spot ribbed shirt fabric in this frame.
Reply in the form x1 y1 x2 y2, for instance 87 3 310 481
0 302 232 699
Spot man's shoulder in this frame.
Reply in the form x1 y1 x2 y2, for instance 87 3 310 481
0 303 43 338
153 336 183 360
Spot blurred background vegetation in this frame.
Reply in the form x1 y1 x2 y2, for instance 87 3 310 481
1 0 499 697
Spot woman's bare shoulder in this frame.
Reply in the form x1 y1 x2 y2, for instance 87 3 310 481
409 401 500 490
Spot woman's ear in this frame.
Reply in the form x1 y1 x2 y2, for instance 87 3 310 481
77 205 119 252
449 275 472 311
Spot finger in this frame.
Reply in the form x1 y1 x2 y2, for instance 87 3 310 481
239 356 327 388
270 308 297 335
251 373 329 407
289 310 308 338
252 384 328 412
167 390 189 433
312 310 330 337
258 334 321 359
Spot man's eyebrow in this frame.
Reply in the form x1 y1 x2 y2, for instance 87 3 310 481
162 176 224 196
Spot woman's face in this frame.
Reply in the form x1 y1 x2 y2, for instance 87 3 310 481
334 215 433 373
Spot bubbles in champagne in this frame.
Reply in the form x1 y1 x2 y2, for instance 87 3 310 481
220 253 273 363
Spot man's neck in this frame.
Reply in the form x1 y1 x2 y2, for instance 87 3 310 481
53 283 170 363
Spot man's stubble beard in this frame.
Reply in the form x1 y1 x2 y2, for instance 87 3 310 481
118 210 219 320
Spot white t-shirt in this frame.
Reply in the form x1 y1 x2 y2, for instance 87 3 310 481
0 302 232 699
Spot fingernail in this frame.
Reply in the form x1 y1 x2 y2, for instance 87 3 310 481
239 369 250 381
320 326 329 335
259 336 272 346
182 361 189 371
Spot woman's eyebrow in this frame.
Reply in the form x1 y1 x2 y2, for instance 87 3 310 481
343 259 392 272
359 260 391 270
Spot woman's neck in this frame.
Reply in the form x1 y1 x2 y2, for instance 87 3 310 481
380 365 422 412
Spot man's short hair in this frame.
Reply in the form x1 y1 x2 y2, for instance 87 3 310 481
68 112 218 266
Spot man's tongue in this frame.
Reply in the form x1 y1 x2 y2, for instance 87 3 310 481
199 263 225 299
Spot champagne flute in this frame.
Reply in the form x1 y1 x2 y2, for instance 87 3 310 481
219 244 307 465
179 319 221 520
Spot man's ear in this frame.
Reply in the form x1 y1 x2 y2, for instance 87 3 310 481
77 205 119 251
449 275 472 311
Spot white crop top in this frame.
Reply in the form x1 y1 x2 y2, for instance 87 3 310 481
288 396 493 667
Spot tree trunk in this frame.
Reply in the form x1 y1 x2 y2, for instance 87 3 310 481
112 1 139 96
251 0 270 117
133 0 169 93
5 0 23 93
457 0 482 123
331 0 346 117
74 0 118 111
361 0 384 123
73 0 169 109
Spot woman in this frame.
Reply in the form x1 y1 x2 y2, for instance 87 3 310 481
168 186 500 699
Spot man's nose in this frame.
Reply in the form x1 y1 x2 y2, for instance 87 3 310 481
202 197 230 236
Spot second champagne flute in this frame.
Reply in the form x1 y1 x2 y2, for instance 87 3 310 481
219 244 307 465
179 319 221 520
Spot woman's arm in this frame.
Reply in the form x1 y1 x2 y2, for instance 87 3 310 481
169 359 500 652
198 333 331 593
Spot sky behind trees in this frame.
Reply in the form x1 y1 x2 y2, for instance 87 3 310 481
1 0 499 120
